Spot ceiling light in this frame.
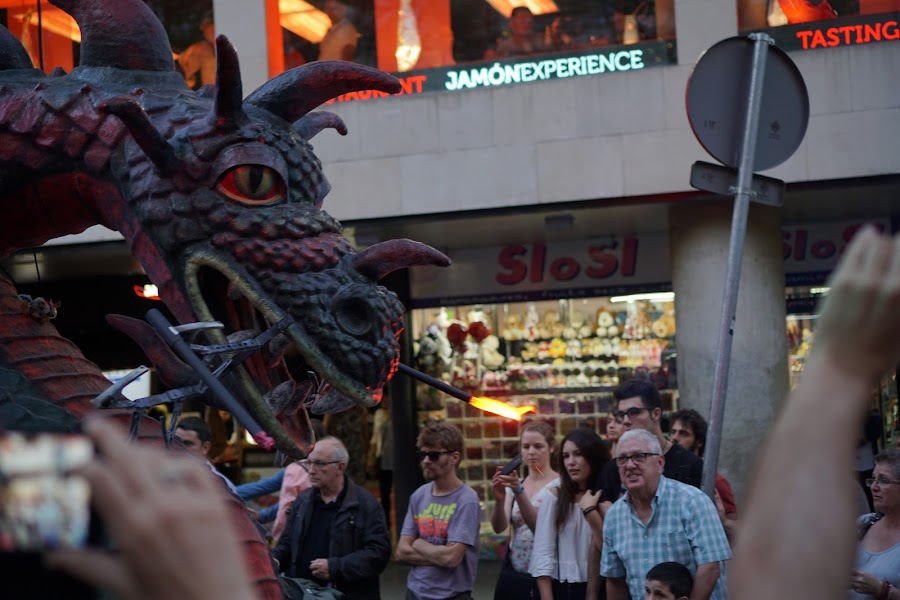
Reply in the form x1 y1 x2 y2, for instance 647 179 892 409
484 0 560 18
279 0 331 43
14 7 80 42
610 292 675 303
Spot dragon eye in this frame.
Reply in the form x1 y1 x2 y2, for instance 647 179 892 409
216 165 286 205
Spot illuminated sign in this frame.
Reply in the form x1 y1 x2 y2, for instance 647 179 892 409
759 12 900 51
324 40 675 104
408 220 890 307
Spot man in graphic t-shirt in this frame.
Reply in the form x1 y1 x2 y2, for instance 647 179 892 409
396 422 480 600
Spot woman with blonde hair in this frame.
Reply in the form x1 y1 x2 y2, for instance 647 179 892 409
491 419 560 599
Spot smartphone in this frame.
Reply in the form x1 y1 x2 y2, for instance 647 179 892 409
0 432 94 552
500 453 523 476
0 431 104 599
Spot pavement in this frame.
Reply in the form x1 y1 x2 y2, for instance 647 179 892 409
381 559 501 599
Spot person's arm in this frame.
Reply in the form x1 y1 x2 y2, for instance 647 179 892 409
580 487 605 598
606 576 629 600
410 538 468 568
328 494 392 583
256 502 278 524
235 470 284 500
732 228 900 600
537 575 554 600
271 497 299 570
395 535 430 565
690 562 721 600
490 468 511 533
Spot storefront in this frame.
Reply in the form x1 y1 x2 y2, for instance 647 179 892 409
387 210 898 554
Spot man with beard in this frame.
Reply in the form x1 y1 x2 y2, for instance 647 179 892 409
601 429 731 600
396 423 480 600
670 409 738 539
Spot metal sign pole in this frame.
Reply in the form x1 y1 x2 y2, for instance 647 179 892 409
701 32 774 499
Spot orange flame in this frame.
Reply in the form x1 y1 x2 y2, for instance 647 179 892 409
469 397 536 421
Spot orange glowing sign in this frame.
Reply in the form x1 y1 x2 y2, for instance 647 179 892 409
469 396 536 421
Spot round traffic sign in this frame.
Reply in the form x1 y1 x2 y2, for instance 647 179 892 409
686 36 809 172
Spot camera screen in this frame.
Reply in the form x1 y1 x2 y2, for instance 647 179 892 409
0 433 93 552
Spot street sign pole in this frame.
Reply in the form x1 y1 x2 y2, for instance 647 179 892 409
700 32 774 499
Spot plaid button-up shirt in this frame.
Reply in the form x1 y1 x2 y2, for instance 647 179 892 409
601 475 732 600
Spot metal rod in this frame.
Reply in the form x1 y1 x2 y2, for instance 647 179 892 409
702 33 773 498
145 309 274 449
396 362 472 403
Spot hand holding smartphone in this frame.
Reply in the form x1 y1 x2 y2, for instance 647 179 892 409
500 453 523 476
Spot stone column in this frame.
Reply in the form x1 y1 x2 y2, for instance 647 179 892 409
669 200 789 501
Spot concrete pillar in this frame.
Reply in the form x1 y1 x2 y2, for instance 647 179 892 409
212 0 271 95
669 200 789 501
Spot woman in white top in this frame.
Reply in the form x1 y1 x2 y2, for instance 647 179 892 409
491 420 560 599
849 449 900 600
530 427 611 600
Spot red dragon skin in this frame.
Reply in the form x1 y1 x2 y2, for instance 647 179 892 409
0 1 449 598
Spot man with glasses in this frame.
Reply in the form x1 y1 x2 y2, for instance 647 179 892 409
596 379 703 507
396 423 480 600
601 429 731 600
273 436 391 600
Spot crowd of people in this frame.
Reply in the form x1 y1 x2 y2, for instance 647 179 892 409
34 227 900 600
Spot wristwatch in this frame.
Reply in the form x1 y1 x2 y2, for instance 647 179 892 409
514 484 525 495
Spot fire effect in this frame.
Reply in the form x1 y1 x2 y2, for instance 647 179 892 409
469 396 536 421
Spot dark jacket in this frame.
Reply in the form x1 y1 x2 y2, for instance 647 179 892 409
272 476 391 600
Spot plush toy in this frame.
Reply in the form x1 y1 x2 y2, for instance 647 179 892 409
503 313 525 340
481 335 506 370
541 310 564 339
596 307 616 336
549 337 567 359
651 304 676 339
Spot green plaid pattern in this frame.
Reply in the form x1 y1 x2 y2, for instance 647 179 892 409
601 475 732 600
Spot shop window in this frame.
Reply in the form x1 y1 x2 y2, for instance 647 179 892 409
272 0 678 96
410 295 679 557
0 0 81 73
738 0 900 51
0 1 215 87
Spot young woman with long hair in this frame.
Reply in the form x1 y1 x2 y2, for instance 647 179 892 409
530 427 611 600
491 419 560 599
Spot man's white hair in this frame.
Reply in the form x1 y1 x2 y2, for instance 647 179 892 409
318 436 350 466
617 428 662 455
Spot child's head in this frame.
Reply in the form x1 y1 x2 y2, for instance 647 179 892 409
645 562 693 600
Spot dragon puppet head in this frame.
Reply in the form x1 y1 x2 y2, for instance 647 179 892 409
31 0 449 458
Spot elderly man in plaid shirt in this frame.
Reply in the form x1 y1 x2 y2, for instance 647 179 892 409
601 429 731 600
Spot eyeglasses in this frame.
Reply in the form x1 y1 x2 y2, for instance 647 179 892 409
865 478 900 488
615 452 660 467
613 407 650 421
299 459 341 472
416 450 453 462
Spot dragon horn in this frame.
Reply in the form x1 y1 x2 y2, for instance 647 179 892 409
99 98 178 173
351 240 450 282
212 36 247 130
244 61 401 123
50 0 174 71
293 112 348 141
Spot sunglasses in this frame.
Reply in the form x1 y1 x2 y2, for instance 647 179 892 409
416 450 453 462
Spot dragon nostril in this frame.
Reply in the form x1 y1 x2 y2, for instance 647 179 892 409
333 295 374 337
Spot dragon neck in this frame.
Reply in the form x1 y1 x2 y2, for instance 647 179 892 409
0 275 111 418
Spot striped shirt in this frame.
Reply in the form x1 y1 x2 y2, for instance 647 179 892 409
601 475 732 600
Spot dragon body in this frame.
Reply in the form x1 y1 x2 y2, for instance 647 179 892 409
0 1 448 597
